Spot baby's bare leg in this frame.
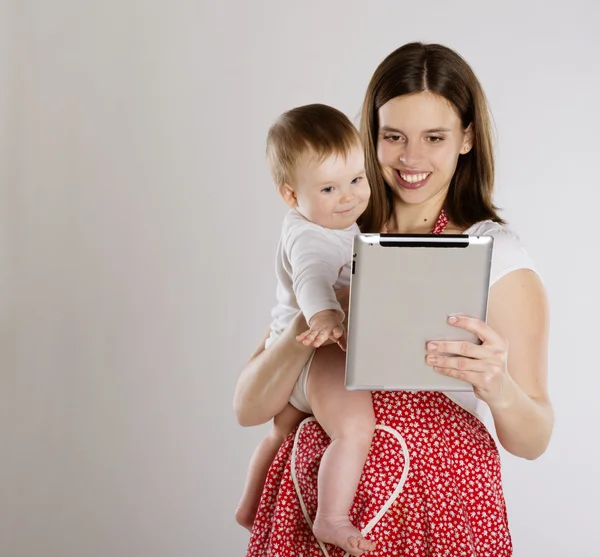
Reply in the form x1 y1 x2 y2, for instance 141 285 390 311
306 344 376 555
236 403 307 531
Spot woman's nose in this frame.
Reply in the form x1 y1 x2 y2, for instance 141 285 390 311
399 142 422 167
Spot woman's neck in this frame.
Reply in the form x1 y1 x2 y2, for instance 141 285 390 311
387 196 446 234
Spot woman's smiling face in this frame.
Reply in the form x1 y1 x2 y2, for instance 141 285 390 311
377 91 473 206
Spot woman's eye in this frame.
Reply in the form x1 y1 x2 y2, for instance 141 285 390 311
351 176 363 185
427 136 444 143
322 186 334 193
385 134 402 143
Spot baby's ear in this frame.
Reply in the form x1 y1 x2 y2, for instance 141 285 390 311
278 183 298 208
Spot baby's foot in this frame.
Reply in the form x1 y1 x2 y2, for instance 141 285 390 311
313 514 376 555
235 505 256 532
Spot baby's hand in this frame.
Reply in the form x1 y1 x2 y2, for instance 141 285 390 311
296 310 346 350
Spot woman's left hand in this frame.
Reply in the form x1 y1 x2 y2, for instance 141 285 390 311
425 315 515 407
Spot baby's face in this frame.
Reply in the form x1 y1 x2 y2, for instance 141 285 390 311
291 145 370 230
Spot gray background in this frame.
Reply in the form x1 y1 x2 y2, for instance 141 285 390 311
1 0 598 555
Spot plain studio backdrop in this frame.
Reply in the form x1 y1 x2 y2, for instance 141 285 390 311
1 1 599 556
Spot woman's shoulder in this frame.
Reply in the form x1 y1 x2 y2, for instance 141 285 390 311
466 219 512 236
465 220 537 285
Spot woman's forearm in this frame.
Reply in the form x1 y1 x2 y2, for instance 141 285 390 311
488 377 554 460
234 312 314 427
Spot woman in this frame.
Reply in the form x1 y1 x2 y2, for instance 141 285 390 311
234 42 553 557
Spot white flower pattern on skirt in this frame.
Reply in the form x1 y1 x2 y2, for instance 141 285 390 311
247 392 512 557
246 210 512 556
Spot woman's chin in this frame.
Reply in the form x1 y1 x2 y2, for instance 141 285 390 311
393 185 431 205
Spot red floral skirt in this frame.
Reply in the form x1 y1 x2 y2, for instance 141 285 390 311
246 391 512 557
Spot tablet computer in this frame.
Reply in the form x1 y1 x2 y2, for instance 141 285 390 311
345 233 493 392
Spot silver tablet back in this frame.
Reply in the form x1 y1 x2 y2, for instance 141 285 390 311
345 234 493 392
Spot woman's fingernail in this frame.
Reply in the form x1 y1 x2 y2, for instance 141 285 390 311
428 343 437 352
427 356 437 364
448 316 458 324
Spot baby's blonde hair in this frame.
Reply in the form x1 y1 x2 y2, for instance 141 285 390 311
266 104 361 186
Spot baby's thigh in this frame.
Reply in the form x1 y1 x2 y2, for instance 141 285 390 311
306 345 375 439
272 403 308 441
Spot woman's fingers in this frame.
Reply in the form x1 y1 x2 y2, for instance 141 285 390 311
447 315 505 347
426 354 488 373
424 316 511 401
426 340 488 359
432 365 482 385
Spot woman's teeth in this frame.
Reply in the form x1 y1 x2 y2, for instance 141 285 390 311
400 172 430 183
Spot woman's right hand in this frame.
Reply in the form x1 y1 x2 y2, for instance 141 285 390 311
233 311 315 427
233 286 350 427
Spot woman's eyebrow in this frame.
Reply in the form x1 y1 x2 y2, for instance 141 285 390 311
380 126 452 133
380 126 402 133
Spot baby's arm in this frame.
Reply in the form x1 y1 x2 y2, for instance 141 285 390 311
288 229 349 350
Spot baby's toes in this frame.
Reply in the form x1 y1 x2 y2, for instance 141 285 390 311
357 537 376 550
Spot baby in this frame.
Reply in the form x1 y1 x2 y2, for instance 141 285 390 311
236 104 376 555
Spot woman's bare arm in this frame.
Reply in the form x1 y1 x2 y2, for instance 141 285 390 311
233 312 314 427
485 269 554 459
234 287 350 427
427 270 553 459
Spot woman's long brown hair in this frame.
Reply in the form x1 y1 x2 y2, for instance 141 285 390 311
358 42 504 233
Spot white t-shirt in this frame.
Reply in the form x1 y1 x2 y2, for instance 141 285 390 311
266 209 358 348
442 220 538 419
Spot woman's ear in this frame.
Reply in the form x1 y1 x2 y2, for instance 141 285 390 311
461 123 474 154
278 183 298 208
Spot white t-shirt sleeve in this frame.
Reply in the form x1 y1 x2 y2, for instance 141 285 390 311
286 228 347 325
486 226 537 285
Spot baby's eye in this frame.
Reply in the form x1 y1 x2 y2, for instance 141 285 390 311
322 186 334 194
351 176 363 185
